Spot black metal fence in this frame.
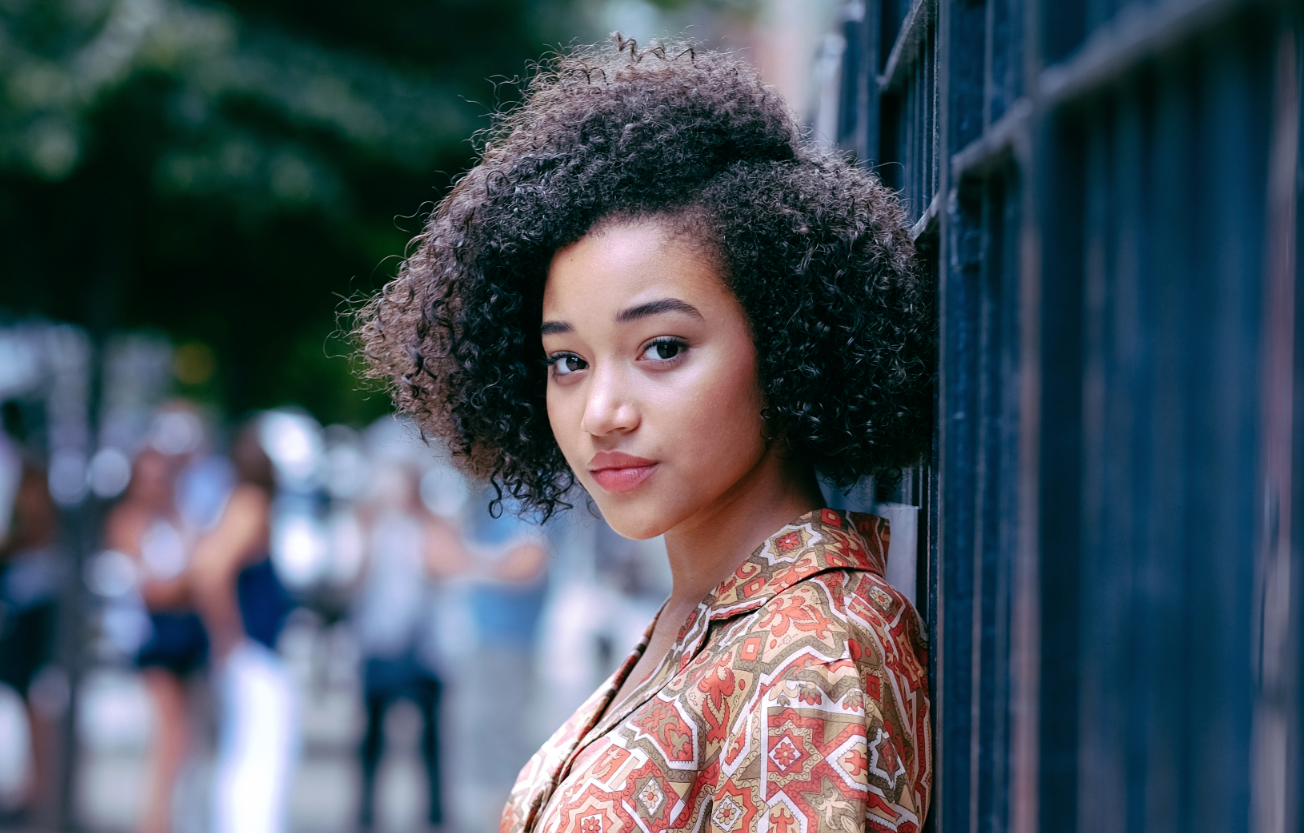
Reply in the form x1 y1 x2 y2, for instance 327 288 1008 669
815 1 1302 830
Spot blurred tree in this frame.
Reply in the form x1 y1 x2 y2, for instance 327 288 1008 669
0 0 582 425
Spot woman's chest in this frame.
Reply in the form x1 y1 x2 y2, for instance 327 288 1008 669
532 655 736 833
530 610 800 832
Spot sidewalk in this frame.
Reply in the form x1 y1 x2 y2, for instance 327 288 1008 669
3 618 539 833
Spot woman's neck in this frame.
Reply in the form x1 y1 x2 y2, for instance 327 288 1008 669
661 447 824 610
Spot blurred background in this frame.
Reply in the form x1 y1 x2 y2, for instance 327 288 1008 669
4 0 1303 832
0 1 841 832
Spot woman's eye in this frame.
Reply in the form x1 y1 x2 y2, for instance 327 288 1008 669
642 339 685 362
549 354 587 376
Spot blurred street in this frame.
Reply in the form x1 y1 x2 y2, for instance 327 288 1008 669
51 621 547 833
6 0 1297 829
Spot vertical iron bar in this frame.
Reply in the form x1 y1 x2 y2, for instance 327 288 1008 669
1035 107 1086 833
1188 21 1271 833
1145 46 1198 833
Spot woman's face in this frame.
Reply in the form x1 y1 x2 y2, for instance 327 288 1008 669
542 219 770 540
129 450 175 509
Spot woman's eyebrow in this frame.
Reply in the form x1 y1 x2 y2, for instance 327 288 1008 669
541 298 702 335
616 298 703 323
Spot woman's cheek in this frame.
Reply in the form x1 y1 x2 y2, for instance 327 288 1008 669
546 389 581 469
681 370 764 482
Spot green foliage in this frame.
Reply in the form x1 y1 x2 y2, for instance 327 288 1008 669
0 0 582 425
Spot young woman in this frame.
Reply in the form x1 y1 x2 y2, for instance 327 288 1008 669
0 463 61 824
359 38 934 833
188 423 295 833
104 448 203 833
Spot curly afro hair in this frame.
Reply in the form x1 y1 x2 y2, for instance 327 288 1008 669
357 36 934 519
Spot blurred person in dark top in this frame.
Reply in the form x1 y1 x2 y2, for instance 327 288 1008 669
188 424 289 660
0 462 61 822
103 447 201 833
352 461 465 832
187 421 295 833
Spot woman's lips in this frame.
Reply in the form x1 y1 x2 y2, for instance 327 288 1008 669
588 452 658 494
590 464 657 493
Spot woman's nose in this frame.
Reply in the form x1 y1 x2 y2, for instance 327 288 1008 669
579 365 639 437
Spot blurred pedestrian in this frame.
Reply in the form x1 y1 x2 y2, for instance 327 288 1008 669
457 492 549 816
0 462 61 823
188 422 295 833
352 461 464 832
103 447 201 833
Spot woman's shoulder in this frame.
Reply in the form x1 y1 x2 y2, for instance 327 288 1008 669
706 508 913 659
699 540 921 717
734 566 923 662
221 483 271 520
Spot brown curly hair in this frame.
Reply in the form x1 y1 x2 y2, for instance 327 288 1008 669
356 36 933 519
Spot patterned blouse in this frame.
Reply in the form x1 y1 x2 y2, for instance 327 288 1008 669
501 509 932 833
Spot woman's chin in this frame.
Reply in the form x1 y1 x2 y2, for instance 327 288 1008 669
593 500 676 541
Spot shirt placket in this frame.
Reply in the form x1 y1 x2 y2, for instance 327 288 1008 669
518 620 655 833
576 596 716 747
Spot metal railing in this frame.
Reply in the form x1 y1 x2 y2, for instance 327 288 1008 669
813 1 1302 831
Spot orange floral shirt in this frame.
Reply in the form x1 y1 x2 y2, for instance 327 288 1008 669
501 509 932 833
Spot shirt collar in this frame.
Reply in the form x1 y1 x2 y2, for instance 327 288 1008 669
672 507 889 647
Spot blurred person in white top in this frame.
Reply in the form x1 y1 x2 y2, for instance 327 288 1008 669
103 447 200 833
351 460 464 831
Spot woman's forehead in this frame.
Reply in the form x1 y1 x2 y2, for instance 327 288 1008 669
542 220 732 324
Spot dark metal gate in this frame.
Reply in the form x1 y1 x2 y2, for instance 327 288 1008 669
814 1 1303 830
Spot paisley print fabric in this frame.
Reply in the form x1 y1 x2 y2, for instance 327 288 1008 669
501 509 932 833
